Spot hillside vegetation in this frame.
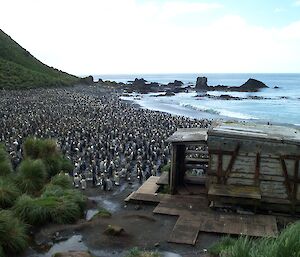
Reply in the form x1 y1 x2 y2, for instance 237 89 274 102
0 29 79 89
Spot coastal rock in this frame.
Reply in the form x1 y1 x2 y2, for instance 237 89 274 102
80 75 94 85
195 77 208 91
239 78 268 92
132 78 147 87
167 80 183 87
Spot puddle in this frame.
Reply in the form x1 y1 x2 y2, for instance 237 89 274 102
24 235 87 257
163 252 182 257
86 209 99 220
88 195 120 213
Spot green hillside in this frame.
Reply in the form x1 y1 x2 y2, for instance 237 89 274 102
0 29 79 89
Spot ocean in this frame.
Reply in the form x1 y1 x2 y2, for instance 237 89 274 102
93 73 300 126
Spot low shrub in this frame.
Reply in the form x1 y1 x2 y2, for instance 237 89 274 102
0 177 20 208
16 159 47 195
0 210 28 255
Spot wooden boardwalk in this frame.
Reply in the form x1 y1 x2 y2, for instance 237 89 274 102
125 176 163 203
154 194 278 245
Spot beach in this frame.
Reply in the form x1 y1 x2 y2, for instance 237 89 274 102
1 84 213 257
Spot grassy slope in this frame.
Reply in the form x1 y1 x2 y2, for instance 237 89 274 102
0 29 78 89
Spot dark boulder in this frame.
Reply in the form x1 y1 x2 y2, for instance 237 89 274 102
195 77 208 91
239 78 268 92
132 78 147 87
80 75 94 85
168 80 183 87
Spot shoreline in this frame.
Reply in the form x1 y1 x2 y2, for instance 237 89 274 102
120 94 300 129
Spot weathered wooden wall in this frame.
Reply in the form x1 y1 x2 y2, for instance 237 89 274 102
207 135 300 207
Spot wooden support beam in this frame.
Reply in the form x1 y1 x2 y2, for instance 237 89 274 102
217 150 223 184
223 144 240 184
255 153 261 186
280 158 292 200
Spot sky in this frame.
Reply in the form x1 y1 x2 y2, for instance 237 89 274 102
1 0 300 75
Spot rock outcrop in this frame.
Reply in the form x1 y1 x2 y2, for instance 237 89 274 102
195 76 268 92
239 78 268 92
80 75 94 85
195 77 208 91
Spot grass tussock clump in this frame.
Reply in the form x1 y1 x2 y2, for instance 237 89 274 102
49 173 73 189
23 138 73 178
14 193 83 226
16 159 47 195
0 144 13 176
208 221 300 257
125 247 161 257
0 210 28 256
0 177 20 208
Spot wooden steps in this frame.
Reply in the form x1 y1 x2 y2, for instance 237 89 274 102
125 176 163 203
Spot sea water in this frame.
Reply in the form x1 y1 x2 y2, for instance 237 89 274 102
94 73 300 126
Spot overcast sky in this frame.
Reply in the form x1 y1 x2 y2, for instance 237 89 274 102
1 0 300 75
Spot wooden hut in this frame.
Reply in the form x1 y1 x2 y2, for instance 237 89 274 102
207 123 300 213
168 123 300 213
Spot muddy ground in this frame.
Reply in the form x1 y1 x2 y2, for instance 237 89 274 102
20 180 219 257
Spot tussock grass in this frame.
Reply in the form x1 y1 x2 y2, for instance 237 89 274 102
0 144 13 176
23 138 72 178
14 186 85 226
23 138 57 160
49 173 73 189
125 247 161 257
0 177 20 208
14 194 54 225
0 210 28 255
208 221 300 257
209 236 236 256
16 159 47 195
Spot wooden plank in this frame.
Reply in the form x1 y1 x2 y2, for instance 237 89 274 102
168 216 200 245
208 184 261 199
126 192 163 203
156 172 169 185
185 157 209 164
136 176 160 194
167 128 208 143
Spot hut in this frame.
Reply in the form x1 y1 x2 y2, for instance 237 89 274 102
168 123 300 213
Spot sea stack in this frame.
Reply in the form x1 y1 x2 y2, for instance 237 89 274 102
239 78 268 92
195 77 208 91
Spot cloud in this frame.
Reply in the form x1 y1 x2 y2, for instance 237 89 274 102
294 0 300 6
160 1 223 18
0 0 300 74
